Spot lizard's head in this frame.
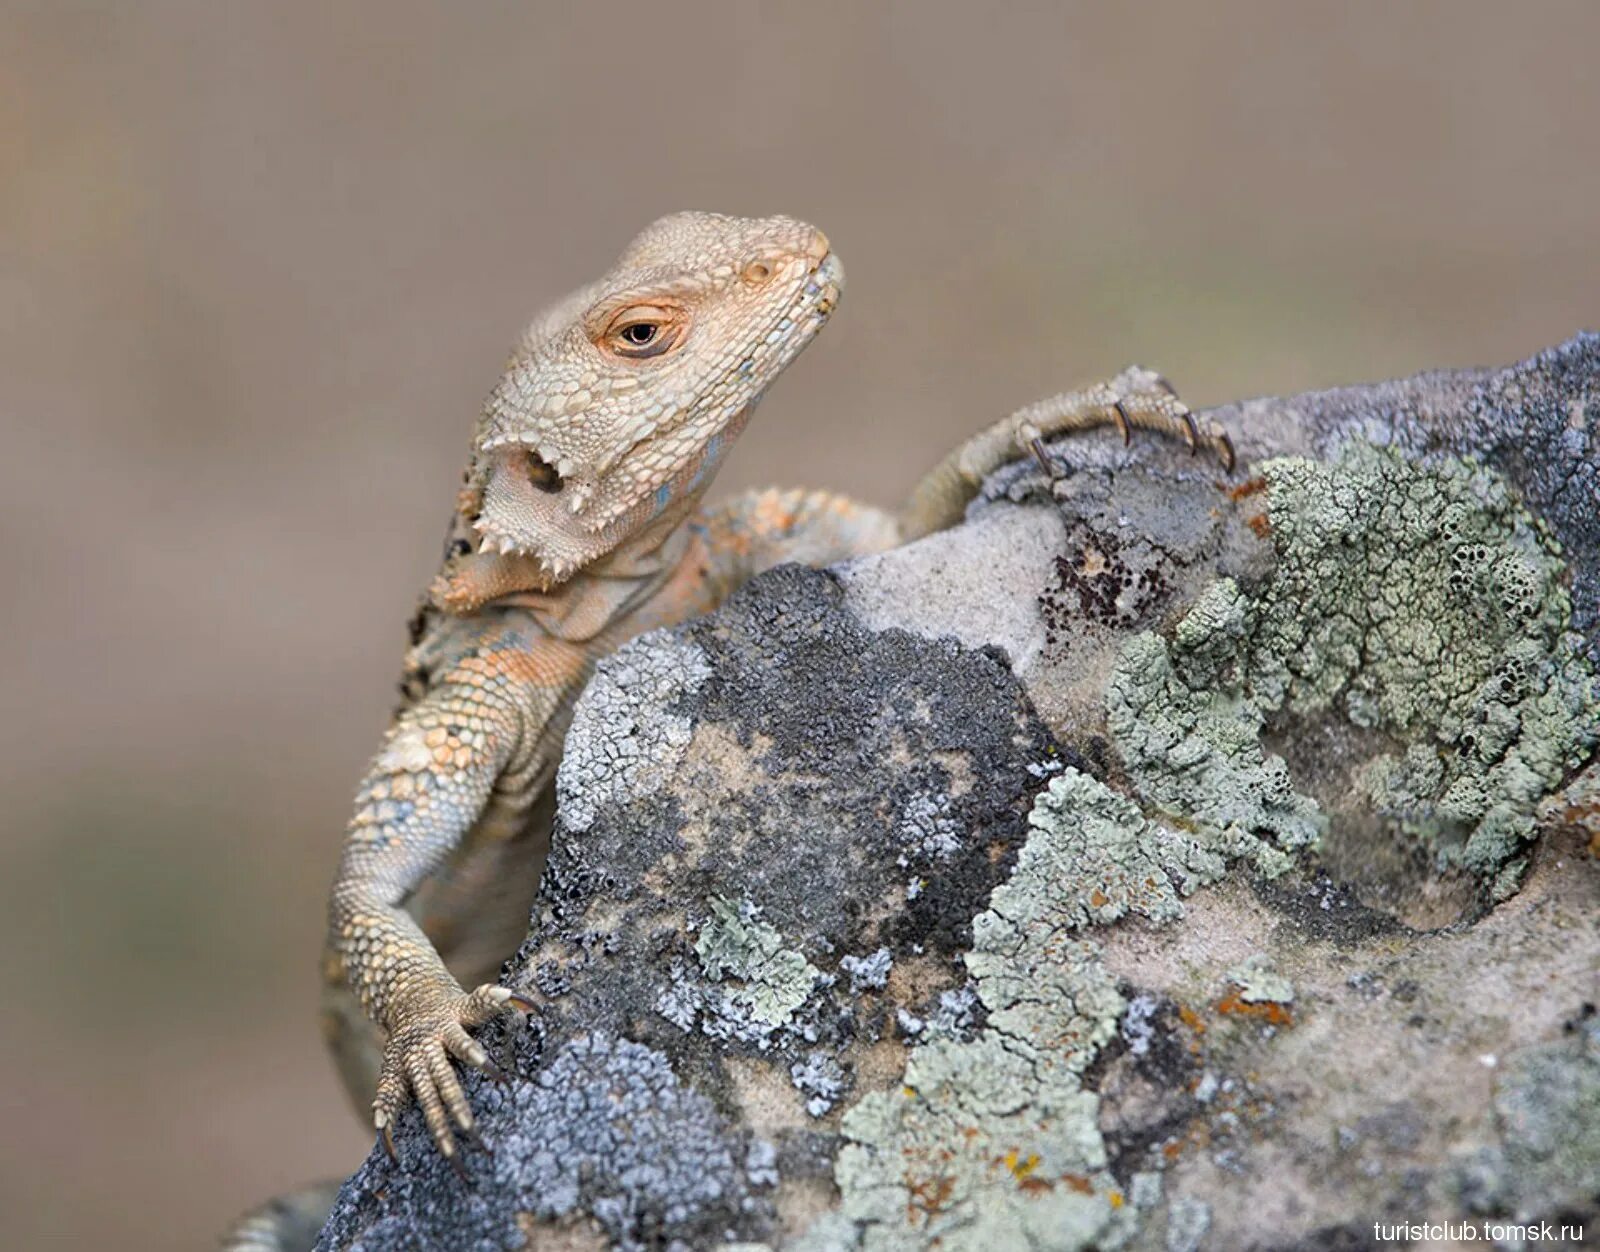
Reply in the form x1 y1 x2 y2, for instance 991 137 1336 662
466 211 842 583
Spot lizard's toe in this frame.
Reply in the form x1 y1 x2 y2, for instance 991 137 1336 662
372 1068 407 1162
443 1019 511 1083
427 1043 478 1141
404 1047 460 1162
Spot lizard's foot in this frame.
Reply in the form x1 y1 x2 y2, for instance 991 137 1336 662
1009 365 1236 476
372 982 533 1165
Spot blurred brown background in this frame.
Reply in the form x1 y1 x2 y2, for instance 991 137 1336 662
2 2 1596 1247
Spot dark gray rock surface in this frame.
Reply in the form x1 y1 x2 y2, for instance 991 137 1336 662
318 336 1600 1251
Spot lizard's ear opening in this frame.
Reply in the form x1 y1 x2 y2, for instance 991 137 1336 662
473 445 612 575
526 450 564 493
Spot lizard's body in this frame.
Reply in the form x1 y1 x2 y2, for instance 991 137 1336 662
317 484 899 1113
225 211 1230 1251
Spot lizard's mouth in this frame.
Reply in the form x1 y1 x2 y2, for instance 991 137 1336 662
806 252 843 331
812 250 843 310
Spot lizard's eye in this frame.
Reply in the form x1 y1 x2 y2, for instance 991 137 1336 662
601 304 687 360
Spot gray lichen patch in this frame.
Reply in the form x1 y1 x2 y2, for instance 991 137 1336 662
556 633 712 833
840 947 893 993
897 790 963 860
314 1033 761 1252
1108 442 1598 894
791 1051 851 1118
1475 1016 1600 1220
895 983 979 1044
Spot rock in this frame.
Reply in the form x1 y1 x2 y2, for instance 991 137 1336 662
316 335 1600 1251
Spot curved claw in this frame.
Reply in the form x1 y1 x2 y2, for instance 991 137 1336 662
446 1149 471 1184
1217 430 1238 474
476 984 539 1016
380 1121 399 1164
1179 411 1201 454
1028 436 1056 477
478 1054 511 1084
1111 401 1133 446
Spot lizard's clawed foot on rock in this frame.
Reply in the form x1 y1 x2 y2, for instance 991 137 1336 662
1014 365 1237 476
371 982 534 1164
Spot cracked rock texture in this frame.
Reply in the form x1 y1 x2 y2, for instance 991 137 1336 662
318 336 1600 1251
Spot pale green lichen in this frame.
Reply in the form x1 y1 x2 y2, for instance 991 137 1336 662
1107 597 1321 877
834 1034 1132 1252
824 770 1176 1251
985 771 1225 931
1109 443 1598 891
788 1214 860 1252
1225 955 1294 1005
694 896 820 1028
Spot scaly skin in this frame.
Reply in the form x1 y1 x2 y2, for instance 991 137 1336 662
223 211 1232 1250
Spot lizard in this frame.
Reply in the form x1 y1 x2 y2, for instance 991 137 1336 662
222 210 1234 1251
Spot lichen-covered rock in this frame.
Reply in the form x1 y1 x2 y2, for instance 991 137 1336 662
317 337 1600 1251
1108 443 1595 899
833 770 1143 1252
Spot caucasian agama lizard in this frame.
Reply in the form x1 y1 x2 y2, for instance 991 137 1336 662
225 211 1232 1249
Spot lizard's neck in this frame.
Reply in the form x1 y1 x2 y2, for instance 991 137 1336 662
489 521 698 643
426 495 703 644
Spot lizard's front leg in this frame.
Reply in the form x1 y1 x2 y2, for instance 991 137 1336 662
330 632 581 1162
898 365 1237 541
